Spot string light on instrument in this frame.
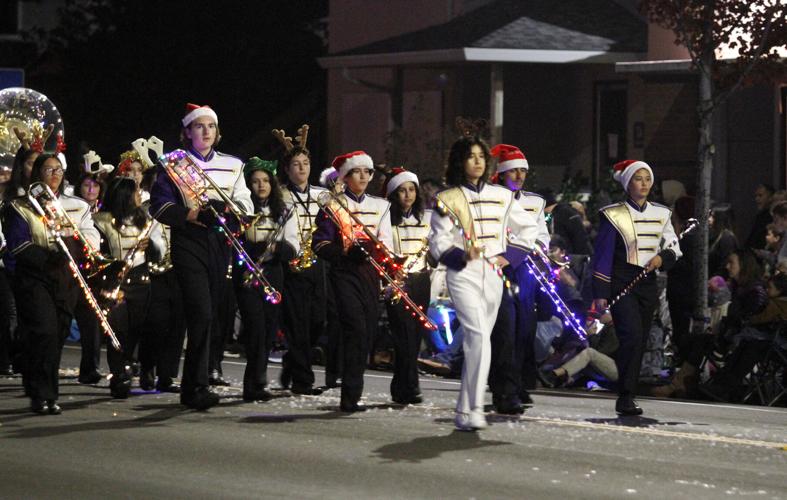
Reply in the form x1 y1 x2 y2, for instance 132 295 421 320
161 150 282 304
435 198 517 295
28 182 121 351
319 189 437 331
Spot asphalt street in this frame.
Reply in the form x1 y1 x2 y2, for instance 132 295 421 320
1 344 785 499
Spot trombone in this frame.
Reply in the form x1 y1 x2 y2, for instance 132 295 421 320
27 182 121 350
317 189 437 331
160 150 281 304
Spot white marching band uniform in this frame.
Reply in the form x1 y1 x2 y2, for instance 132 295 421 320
281 185 325 259
429 182 539 427
92 214 165 267
516 191 550 247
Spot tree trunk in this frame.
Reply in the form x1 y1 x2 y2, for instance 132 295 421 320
692 52 715 332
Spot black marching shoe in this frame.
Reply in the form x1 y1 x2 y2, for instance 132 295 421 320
47 400 61 415
615 394 643 416
291 385 323 396
519 390 534 406
156 380 181 393
109 368 132 399
139 370 156 391
78 371 103 385
30 399 49 415
243 388 273 402
208 370 231 387
181 388 220 410
493 394 525 415
392 392 424 405
340 401 367 413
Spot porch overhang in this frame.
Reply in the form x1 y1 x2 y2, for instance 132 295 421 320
319 48 647 69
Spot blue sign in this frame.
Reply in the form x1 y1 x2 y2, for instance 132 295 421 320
0 68 24 89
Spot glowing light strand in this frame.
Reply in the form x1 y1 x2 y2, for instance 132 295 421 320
27 183 121 350
608 217 699 309
319 190 437 331
161 150 281 304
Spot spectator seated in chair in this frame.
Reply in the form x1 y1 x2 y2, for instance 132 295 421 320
700 272 787 403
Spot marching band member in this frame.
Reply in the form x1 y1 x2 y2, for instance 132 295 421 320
141 167 185 393
0 165 13 377
3 153 100 414
489 144 550 413
276 126 329 394
312 151 392 412
73 153 111 385
383 167 431 405
591 160 681 416
93 177 163 397
234 158 295 401
116 138 163 204
318 166 344 388
150 103 253 410
429 136 539 431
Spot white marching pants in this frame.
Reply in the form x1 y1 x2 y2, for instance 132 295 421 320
447 258 504 415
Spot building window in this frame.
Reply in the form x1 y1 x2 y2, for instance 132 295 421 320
0 1 20 36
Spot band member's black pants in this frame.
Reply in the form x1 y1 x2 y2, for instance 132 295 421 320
516 272 540 392
172 233 230 396
333 262 379 407
13 265 75 401
490 288 518 398
106 266 151 377
281 262 325 390
386 271 429 400
324 264 343 382
610 273 658 396
74 295 101 376
144 270 186 385
209 275 235 376
0 268 15 370
234 262 283 393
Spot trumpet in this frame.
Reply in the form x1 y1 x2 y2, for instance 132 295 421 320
317 189 437 331
93 218 159 311
27 182 121 350
160 150 281 304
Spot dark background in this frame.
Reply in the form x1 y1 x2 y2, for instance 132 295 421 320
17 0 328 184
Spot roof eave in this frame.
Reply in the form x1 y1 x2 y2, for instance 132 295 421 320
319 48 647 68
615 59 694 74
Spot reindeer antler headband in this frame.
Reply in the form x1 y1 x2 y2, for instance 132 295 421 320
454 116 489 139
271 124 310 153
13 124 57 153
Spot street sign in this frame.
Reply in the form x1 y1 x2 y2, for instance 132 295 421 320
0 68 24 89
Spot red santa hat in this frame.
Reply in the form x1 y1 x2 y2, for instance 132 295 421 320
332 150 373 179
383 167 419 197
491 144 529 174
613 159 653 190
182 103 218 128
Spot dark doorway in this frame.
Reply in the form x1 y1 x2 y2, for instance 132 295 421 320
594 82 628 187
